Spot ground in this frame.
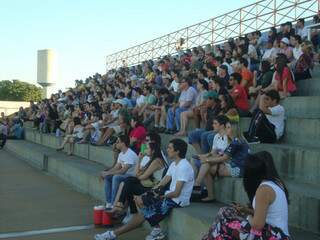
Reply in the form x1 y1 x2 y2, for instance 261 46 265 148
0 150 148 240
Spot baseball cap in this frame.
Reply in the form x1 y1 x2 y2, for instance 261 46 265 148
113 99 127 106
204 91 218 100
281 37 290 45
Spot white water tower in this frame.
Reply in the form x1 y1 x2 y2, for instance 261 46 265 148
37 49 57 98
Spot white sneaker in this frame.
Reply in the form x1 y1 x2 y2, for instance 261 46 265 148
145 227 166 240
94 231 116 240
105 203 112 209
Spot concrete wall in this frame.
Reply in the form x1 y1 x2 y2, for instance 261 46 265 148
0 101 29 116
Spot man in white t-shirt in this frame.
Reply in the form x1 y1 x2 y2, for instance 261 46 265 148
101 135 138 208
135 138 194 240
244 90 285 143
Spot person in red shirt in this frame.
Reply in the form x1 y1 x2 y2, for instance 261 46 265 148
273 54 297 98
129 116 147 154
240 58 253 94
229 72 251 117
263 54 297 99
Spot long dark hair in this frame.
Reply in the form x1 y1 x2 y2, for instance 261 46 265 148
243 151 289 205
220 94 236 113
275 54 288 80
142 142 165 178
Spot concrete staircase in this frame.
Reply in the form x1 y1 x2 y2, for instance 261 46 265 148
5 68 320 239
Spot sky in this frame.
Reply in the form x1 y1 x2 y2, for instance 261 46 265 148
0 0 255 91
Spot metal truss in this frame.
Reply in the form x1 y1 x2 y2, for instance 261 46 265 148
106 0 319 70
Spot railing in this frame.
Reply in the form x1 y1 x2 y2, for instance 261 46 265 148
106 0 319 70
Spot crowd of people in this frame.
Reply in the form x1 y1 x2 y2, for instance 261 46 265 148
7 15 320 240
0 108 26 149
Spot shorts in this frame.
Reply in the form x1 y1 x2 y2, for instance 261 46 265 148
110 125 121 134
225 163 241 177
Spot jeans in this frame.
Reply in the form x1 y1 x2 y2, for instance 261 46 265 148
104 174 131 204
188 129 216 153
166 107 188 131
0 134 7 148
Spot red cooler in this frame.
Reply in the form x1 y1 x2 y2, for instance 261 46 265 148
93 205 104 226
102 210 113 227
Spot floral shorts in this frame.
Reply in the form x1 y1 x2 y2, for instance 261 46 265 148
225 163 241 177
140 198 180 227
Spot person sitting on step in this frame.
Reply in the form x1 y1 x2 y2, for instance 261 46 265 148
244 90 285 144
56 117 84 155
100 134 139 209
202 151 290 240
193 121 249 202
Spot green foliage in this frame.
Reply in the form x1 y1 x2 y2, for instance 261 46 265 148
0 80 42 102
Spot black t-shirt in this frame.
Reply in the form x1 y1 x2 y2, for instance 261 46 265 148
218 87 229 96
218 75 229 89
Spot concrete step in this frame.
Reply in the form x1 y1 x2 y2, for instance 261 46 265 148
6 140 107 202
251 144 320 186
296 78 320 96
24 128 113 167
5 140 320 235
23 128 320 185
161 132 320 186
238 117 320 148
281 96 320 118
283 118 320 148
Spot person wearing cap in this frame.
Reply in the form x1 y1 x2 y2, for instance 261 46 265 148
113 99 127 107
279 37 293 62
188 91 221 154
117 92 132 109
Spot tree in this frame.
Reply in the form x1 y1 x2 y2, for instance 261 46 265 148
0 80 42 102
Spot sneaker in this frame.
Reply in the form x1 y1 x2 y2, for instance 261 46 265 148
145 227 166 240
94 231 116 240
247 136 260 144
105 203 113 209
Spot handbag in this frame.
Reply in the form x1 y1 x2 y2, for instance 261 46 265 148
141 186 166 207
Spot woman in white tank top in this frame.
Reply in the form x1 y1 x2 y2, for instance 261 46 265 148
202 151 291 240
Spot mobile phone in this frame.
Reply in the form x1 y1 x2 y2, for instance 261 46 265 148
229 201 237 206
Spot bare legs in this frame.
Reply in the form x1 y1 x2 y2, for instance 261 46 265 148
96 128 115 146
154 106 167 130
194 162 231 201
57 135 75 155
175 111 193 136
